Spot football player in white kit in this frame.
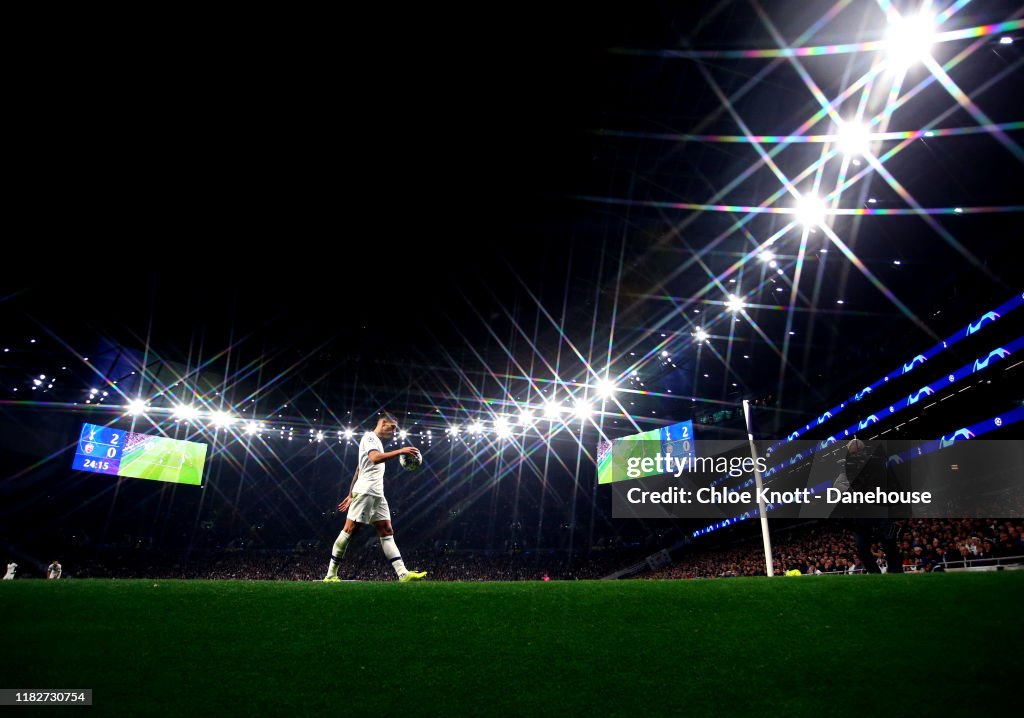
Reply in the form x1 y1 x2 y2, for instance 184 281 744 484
3 561 16 580
47 560 62 580
323 414 426 583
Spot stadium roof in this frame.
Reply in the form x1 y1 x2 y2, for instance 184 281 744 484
3 0 1022 441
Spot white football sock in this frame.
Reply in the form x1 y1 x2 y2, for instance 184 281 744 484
325 530 352 578
379 535 407 577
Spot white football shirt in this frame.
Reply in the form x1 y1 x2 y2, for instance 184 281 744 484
353 431 386 497
48 563 61 578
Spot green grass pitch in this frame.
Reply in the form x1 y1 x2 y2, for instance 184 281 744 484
3 574 1022 716
118 436 206 485
598 430 661 484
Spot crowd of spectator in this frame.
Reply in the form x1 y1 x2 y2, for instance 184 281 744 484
46 545 630 582
13 518 1023 582
882 518 1024 572
649 525 862 579
648 518 1024 579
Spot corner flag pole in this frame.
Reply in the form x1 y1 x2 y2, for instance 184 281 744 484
742 399 774 577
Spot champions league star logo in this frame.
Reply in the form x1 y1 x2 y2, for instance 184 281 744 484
940 428 976 448
973 347 1010 373
966 311 1000 335
907 386 935 405
902 355 927 374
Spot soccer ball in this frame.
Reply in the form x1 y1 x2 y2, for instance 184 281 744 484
400 452 422 471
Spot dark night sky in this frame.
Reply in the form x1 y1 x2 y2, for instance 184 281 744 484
2 1 1023 557
3 0 1023 421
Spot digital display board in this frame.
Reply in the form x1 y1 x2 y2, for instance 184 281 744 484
597 419 695 485
71 423 207 486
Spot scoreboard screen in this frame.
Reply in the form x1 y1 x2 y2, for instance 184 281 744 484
597 419 695 485
71 422 208 486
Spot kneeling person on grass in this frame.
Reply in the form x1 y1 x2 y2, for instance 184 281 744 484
324 414 427 583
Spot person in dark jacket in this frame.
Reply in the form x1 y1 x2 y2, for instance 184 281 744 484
833 439 904 574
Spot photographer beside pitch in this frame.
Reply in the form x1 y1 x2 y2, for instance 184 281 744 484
832 438 905 574
323 414 427 583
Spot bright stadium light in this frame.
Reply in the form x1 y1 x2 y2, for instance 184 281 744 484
398 429 408 440
758 250 776 263
573 399 593 420
126 399 147 416
518 408 535 426
448 425 460 437
544 400 563 421
245 421 261 435
343 427 354 440
494 416 512 438
173 404 200 422
469 420 484 435
795 193 826 228
316 430 325 442
209 410 237 428
596 378 616 399
885 12 936 70
725 294 745 313
836 120 871 157
694 327 710 343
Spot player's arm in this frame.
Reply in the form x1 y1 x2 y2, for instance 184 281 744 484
367 446 420 465
338 466 360 513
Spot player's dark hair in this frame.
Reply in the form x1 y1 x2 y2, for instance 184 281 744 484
378 412 398 425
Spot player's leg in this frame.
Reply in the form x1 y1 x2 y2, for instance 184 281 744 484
373 499 426 581
325 494 374 581
324 520 361 581
373 520 407 578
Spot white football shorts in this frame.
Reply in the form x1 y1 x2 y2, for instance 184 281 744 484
347 493 391 524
